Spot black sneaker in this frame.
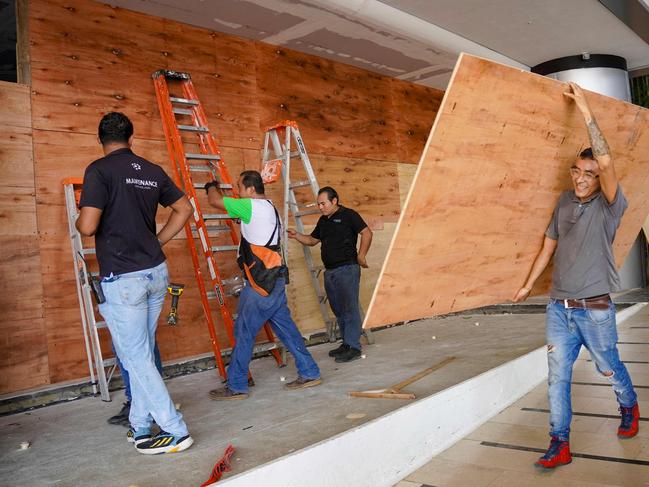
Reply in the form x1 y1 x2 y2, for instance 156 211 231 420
107 401 131 427
328 343 349 357
136 430 194 455
335 347 362 363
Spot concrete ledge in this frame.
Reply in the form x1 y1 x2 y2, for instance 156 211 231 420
218 303 646 487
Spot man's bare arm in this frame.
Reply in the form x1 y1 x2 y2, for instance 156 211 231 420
76 207 103 236
513 236 557 302
157 196 192 246
357 227 373 268
564 82 618 203
287 229 320 246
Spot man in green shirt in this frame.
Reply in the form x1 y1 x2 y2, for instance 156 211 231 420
205 170 322 399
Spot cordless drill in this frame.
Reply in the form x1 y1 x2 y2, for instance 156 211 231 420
166 283 185 325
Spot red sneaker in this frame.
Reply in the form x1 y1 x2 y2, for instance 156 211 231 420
618 403 640 438
535 437 572 469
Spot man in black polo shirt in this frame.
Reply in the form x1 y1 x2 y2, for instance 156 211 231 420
514 83 639 469
289 186 373 362
76 112 194 455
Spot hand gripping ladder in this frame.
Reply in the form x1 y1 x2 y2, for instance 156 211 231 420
63 178 115 401
152 70 284 379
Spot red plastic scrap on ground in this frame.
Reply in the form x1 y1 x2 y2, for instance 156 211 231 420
199 444 236 486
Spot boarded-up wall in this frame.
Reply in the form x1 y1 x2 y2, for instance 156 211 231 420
0 81 49 393
365 54 649 328
0 0 443 394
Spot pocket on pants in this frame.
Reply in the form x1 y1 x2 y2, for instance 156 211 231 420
116 278 149 306
586 307 613 325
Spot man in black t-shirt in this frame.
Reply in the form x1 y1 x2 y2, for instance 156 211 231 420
77 112 194 455
289 186 373 362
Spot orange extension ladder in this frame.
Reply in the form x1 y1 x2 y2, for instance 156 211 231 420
152 69 284 379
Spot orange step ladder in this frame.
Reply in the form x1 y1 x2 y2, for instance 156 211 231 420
152 69 284 379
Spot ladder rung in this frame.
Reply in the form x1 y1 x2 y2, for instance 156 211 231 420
186 153 221 161
192 182 233 190
211 245 238 252
173 107 193 116
189 165 213 173
96 320 107 329
80 248 96 255
290 151 300 158
296 208 321 217
178 124 208 133
153 70 191 81
169 96 198 106
203 213 233 220
191 225 231 235
290 180 312 189
103 357 116 367
221 277 240 286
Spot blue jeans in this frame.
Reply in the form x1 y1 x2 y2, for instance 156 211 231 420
546 300 637 441
324 264 362 350
99 261 188 437
227 278 320 393
114 342 163 403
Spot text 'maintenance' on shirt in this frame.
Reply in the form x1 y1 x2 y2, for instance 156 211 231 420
311 205 367 269
545 186 627 299
223 197 280 246
79 148 184 277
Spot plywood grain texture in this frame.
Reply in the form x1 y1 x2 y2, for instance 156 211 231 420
0 82 49 394
364 54 649 328
11 0 441 390
390 78 444 164
255 43 399 162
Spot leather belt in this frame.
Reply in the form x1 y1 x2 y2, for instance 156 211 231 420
561 294 611 310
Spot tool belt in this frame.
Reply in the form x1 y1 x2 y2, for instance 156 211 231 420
560 294 611 310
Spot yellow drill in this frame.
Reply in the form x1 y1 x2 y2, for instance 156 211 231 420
166 283 185 325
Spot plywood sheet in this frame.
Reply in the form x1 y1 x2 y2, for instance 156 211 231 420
0 81 31 128
365 54 649 328
285 223 398 334
255 43 399 162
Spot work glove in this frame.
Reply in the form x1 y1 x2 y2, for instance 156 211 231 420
204 180 220 194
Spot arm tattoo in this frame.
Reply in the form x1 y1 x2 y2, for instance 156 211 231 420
586 119 610 157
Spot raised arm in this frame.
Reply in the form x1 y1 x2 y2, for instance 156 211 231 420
563 82 617 203
206 181 226 211
513 236 557 302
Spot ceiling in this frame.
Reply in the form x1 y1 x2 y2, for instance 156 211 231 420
106 1 649 89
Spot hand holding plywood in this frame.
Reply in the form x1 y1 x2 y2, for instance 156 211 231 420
364 54 649 328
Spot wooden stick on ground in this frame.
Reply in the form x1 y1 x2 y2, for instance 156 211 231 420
349 356 456 400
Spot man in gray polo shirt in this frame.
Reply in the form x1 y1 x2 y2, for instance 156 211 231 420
514 82 639 469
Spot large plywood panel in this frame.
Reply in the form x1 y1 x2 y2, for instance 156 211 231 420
0 81 48 394
365 54 649 328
